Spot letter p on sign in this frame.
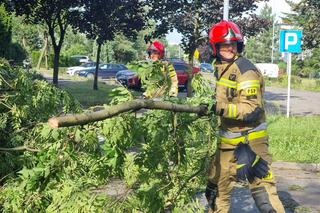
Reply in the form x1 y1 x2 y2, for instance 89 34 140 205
279 30 303 53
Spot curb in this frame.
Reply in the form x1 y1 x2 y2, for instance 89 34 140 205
272 161 320 172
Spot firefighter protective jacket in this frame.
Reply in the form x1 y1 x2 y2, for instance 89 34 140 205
214 56 266 132
143 61 178 98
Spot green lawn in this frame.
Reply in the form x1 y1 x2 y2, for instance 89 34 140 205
60 80 119 107
265 76 320 91
268 115 320 163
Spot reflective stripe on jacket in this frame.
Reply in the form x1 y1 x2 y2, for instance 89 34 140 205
214 56 266 132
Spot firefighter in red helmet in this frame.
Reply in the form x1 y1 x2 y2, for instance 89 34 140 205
205 20 285 213
143 40 178 98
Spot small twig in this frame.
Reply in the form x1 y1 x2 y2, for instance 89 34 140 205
0 75 13 89
0 146 40 152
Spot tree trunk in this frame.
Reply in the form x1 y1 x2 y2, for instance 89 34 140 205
93 42 102 90
52 47 60 86
48 99 208 128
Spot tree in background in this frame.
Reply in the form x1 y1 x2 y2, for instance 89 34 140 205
7 0 82 85
281 0 320 77
0 3 12 58
146 0 270 62
72 0 145 90
62 28 95 57
287 0 320 50
244 4 281 63
0 4 27 63
11 15 42 54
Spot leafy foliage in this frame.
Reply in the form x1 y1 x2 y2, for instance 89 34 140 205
287 0 320 49
6 0 83 84
244 4 280 63
146 0 270 61
0 60 218 211
72 0 145 90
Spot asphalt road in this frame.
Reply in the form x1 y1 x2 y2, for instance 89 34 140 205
264 87 320 116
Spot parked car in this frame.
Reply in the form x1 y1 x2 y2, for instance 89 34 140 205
78 63 128 78
174 62 200 90
71 55 90 64
116 61 200 91
200 63 214 72
67 62 96 76
116 70 141 89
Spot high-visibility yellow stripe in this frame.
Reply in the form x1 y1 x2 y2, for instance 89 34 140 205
217 78 237 89
220 130 268 145
236 164 245 169
262 171 273 180
252 155 260 166
228 104 237 118
169 73 176 77
237 80 260 90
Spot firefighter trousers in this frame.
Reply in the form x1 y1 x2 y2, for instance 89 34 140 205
207 135 285 213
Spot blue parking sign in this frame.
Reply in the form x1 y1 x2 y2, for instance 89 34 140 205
279 30 302 53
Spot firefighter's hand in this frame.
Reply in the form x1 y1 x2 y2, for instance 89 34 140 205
142 91 151 99
168 90 178 97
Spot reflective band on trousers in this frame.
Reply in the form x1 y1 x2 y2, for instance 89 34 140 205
220 130 268 145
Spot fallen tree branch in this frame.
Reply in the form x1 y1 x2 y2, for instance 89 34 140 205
48 99 208 128
0 146 40 152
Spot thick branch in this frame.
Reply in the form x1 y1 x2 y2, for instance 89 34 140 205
48 99 208 128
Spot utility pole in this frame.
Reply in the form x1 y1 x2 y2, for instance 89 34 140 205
223 0 229 20
271 0 275 63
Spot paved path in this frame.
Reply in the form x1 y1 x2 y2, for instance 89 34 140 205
264 87 320 116
197 162 320 213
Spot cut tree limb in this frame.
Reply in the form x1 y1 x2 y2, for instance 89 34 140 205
48 99 208 128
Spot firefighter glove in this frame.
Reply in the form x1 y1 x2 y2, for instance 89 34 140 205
234 142 257 183
251 155 269 179
234 142 270 182
168 89 178 97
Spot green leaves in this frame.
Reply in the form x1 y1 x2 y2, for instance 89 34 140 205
0 62 218 211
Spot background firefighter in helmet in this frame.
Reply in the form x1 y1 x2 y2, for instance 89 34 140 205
142 40 179 98
205 20 285 213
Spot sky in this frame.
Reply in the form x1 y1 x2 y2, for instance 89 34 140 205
166 0 300 45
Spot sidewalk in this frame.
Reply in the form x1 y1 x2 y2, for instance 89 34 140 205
198 161 320 213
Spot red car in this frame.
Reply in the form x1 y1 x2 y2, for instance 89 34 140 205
115 62 200 91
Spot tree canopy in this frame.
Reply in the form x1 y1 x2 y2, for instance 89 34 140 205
146 0 270 61
7 0 82 85
72 0 145 90
287 0 320 49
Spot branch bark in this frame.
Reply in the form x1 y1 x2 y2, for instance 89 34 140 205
0 146 40 152
48 99 208 128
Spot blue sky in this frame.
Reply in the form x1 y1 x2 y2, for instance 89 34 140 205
166 0 300 44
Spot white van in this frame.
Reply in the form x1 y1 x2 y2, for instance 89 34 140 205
255 63 279 78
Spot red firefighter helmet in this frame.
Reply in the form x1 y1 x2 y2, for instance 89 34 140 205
146 40 165 58
208 20 244 57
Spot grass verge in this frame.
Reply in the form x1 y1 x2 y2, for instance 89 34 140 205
60 80 118 107
265 76 320 92
268 115 320 163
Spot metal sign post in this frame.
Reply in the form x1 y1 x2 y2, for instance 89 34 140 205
279 29 302 118
286 53 292 118
223 0 229 20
